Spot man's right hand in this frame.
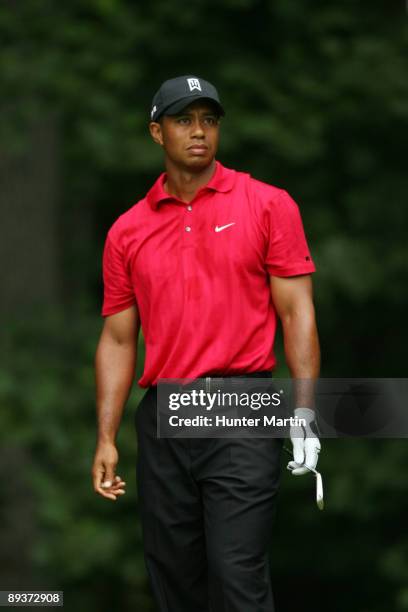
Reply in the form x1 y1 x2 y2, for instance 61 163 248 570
92 441 126 501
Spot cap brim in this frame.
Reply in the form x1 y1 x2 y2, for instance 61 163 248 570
162 96 225 118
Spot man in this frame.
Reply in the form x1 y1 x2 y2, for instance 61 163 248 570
92 75 321 611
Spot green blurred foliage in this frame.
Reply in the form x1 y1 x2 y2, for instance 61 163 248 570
0 312 151 611
1 0 407 610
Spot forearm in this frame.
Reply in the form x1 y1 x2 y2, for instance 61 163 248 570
95 334 137 443
281 305 320 408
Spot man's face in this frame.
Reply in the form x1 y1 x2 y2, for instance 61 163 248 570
149 100 221 171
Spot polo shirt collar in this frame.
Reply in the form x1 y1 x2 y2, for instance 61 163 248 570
146 161 235 211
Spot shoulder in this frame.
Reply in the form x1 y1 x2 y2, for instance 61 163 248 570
234 171 300 223
106 196 148 245
247 175 294 208
230 166 293 203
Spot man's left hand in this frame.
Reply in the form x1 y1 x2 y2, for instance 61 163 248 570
287 407 321 475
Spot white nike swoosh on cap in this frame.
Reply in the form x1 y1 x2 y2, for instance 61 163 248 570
214 223 235 233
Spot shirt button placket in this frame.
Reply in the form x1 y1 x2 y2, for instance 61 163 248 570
185 204 193 234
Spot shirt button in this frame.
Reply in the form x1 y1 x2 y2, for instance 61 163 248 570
185 226 192 232
186 205 193 211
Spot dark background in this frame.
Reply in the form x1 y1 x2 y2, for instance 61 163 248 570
1 1 407 610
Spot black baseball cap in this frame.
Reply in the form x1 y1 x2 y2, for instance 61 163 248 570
150 75 225 122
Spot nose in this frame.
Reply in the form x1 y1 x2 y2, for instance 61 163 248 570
191 118 205 138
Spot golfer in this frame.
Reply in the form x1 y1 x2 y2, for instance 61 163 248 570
92 75 321 612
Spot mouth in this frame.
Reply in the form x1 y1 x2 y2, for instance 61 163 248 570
187 144 208 154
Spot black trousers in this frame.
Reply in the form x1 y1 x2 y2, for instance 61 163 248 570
135 383 283 612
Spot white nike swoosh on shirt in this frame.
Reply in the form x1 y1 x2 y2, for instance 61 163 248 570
214 223 235 233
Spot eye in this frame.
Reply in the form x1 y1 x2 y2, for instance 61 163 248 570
204 116 218 126
176 117 190 125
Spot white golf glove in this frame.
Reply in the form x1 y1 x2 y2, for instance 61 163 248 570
287 407 321 476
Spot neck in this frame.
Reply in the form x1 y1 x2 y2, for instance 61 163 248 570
163 159 216 203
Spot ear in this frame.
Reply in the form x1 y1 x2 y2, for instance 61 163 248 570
149 121 164 146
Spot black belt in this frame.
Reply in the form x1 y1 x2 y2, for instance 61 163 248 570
160 370 272 394
202 370 271 379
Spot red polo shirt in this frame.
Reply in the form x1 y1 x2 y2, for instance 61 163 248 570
101 161 315 387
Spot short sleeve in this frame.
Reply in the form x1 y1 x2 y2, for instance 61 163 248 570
265 190 316 277
101 231 137 317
